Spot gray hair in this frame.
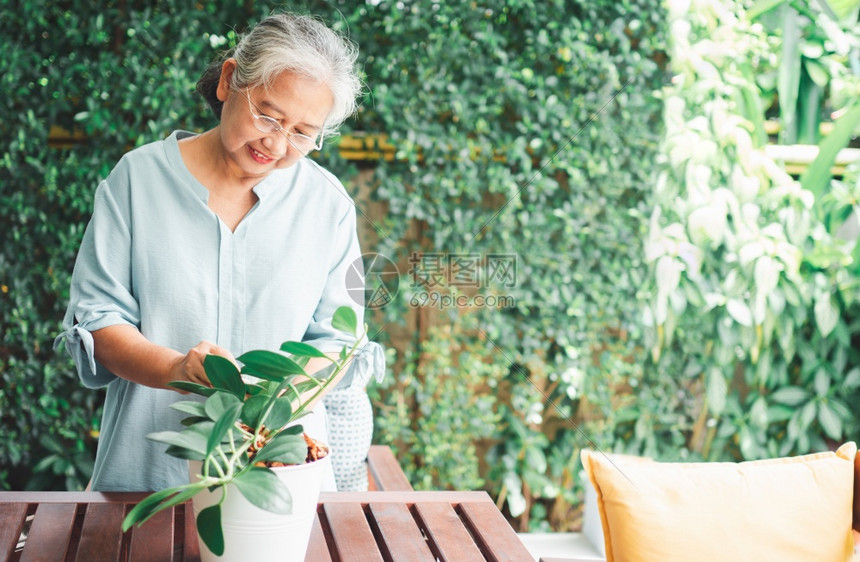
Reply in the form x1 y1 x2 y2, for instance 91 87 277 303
198 13 362 136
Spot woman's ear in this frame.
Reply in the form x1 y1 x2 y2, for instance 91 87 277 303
216 58 238 102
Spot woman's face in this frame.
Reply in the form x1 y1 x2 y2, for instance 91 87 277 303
216 60 334 177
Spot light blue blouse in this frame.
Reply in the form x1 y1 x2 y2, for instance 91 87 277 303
55 131 374 491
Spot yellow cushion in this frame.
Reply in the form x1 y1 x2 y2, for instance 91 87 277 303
581 442 856 562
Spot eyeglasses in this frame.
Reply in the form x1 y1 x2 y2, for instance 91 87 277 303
243 88 324 156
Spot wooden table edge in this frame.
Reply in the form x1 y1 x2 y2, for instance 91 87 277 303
0 490 495 504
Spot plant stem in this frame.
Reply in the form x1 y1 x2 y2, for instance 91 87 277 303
217 448 232 477
292 335 362 418
209 452 227 479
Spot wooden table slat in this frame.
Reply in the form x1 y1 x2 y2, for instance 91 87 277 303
181 503 201 561
20 503 77 562
414 501 486 562
459 501 535 562
304 513 333 562
323 502 384 562
368 502 436 562
0 503 29 560
319 491 493 504
74 503 124 561
367 446 414 491
128 505 174 562
0 492 150 504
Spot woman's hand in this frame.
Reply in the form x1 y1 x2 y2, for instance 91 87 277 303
92 325 239 392
169 341 238 388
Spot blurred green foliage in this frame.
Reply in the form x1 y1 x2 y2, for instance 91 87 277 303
642 0 860 467
353 0 669 531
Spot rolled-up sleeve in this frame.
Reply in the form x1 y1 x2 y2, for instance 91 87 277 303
54 178 140 388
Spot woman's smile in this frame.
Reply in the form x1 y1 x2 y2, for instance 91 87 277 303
248 145 275 164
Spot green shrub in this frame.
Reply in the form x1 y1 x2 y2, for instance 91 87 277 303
641 0 860 463
351 0 668 530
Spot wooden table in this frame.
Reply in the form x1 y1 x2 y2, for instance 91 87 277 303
0 490 535 561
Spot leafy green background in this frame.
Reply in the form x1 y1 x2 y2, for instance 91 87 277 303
2 0 858 532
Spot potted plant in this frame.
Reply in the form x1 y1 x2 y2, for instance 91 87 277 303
121 306 363 561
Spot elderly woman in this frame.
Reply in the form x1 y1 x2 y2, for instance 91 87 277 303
56 13 381 492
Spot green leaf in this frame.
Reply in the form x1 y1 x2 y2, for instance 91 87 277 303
801 100 860 201
800 400 817 426
740 82 767 146
803 58 829 88
777 4 801 145
238 350 307 380
525 445 547 474
291 378 323 395
147 430 207 457
827 0 860 21
185 421 216 440
814 292 840 337
193 454 230 480
766 404 795 423
770 386 811 406
207 402 242 454
32 455 59 474
167 381 216 397
739 425 760 459
245 383 266 396
180 416 211 427
706 368 728 415
254 432 307 464
241 395 269 429
204 392 241 422
818 402 842 440
750 397 768 429
261 396 294 429
170 400 207 417
122 488 175 530
808 0 835 20
280 341 328 358
233 468 292 514
240 366 293 383
331 306 358 335
165 444 205 461
122 484 192 530
843 367 860 389
813 368 831 398
134 484 203 523
746 0 788 19
726 299 753 327
828 398 852 421
204 355 244 399
197 504 225 556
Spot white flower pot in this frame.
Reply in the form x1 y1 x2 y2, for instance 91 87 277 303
188 451 330 562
